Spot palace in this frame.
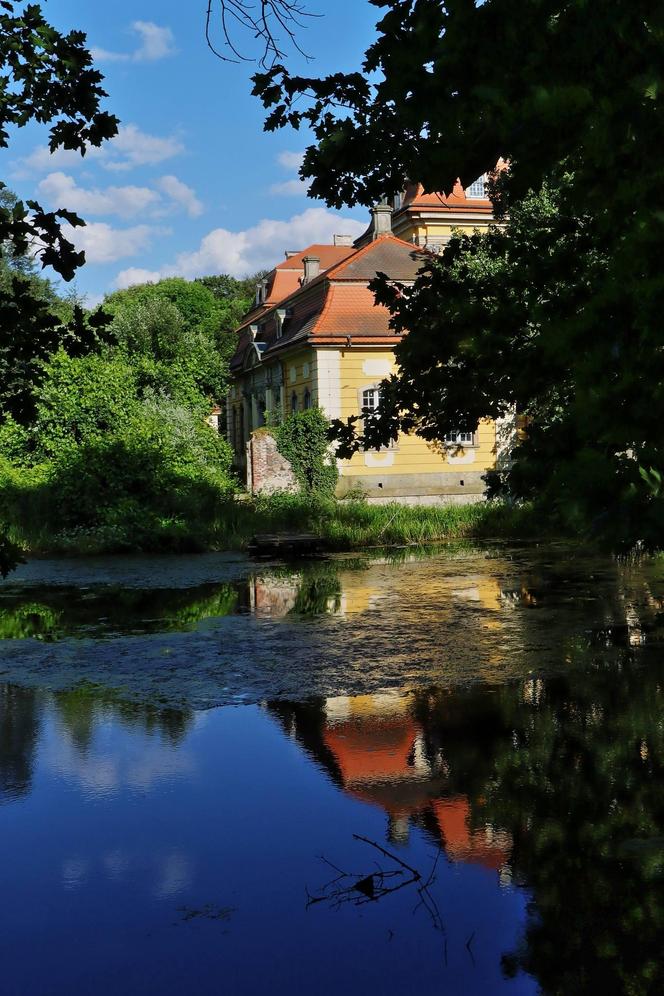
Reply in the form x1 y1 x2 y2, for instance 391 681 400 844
227 177 511 503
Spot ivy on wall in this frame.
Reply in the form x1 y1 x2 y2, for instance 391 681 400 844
275 408 338 498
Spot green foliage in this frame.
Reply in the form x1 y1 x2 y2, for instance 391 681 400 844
252 0 664 550
104 275 258 404
275 407 338 497
0 349 236 553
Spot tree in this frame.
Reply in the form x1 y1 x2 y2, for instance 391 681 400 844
0 1 119 573
104 277 249 404
246 0 664 547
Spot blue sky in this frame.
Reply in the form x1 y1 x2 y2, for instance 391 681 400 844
1 0 379 303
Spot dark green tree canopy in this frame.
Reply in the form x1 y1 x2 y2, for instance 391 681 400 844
250 0 664 546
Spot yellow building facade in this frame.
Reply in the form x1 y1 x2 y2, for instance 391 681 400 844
228 182 510 504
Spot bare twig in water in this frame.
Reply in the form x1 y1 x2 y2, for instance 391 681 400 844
306 835 445 951
177 903 236 924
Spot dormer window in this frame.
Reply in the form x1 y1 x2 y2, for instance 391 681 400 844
275 308 287 339
255 278 269 306
466 174 487 199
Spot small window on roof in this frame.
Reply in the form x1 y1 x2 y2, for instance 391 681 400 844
466 174 487 199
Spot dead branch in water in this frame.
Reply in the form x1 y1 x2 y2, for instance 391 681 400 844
305 835 445 945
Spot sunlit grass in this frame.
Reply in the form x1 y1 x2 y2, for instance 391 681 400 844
5 492 542 557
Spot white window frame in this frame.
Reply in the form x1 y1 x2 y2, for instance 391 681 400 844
466 174 487 199
444 430 476 447
358 385 396 452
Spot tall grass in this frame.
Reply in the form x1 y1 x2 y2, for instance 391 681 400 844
5 491 543 558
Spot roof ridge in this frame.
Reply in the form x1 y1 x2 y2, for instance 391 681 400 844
323 233 422 279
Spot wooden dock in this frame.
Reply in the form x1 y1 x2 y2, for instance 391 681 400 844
248 533 328 559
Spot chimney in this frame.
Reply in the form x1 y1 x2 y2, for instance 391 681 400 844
333 234 353 247
302 255 320 284
370 201 393 239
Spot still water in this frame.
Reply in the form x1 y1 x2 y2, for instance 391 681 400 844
1 545 664 994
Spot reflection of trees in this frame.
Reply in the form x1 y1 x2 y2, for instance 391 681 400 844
0 582 238 640
53 684 194 750
268 640 664 993
0 684 41 802
412 643 664 994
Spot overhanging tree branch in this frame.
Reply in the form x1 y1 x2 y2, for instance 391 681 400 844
205 0 317 67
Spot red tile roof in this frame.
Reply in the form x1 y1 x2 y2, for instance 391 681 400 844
274 244 354 272
229 235 429 370
400 180 493 213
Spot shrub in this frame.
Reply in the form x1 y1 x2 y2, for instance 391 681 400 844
275 408 338 497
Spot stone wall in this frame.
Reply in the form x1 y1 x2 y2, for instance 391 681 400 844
246 429 299 495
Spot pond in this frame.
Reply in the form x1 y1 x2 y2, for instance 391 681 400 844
1 544 663 994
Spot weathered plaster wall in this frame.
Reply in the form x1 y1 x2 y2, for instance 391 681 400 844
246 430 298 495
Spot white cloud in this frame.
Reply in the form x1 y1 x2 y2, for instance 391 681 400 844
156 175 203 218
270 178 308 197
37 171 202 221
114 267 163 288
103 124 184 172
12 124 183 177
38 172 161 219
92 21 176 64
277 151 305 171
115 206 365 287
270 151 308 196
66 221 164 265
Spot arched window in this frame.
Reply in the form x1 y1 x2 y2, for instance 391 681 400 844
303 388 312 410
291 391 298 413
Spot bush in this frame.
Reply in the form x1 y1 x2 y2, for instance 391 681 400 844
275 408 338 497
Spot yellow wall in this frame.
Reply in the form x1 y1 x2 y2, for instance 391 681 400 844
394 216 495 248
317 347 496 479
282 347 317 416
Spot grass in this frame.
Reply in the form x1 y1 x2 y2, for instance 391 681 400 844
4 492 546 558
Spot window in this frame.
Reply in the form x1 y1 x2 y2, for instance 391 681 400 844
444 430 475 446
303 388 312 410
361 387 383 451
466 174 487 199
362 387 380 416
291 391 298 413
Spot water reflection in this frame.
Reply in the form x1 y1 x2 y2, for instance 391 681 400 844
2 546 664 992
268 645 664 994
0 685 41 801
0 633 663 991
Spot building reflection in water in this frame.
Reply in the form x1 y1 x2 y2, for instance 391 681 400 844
267 692 513 879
